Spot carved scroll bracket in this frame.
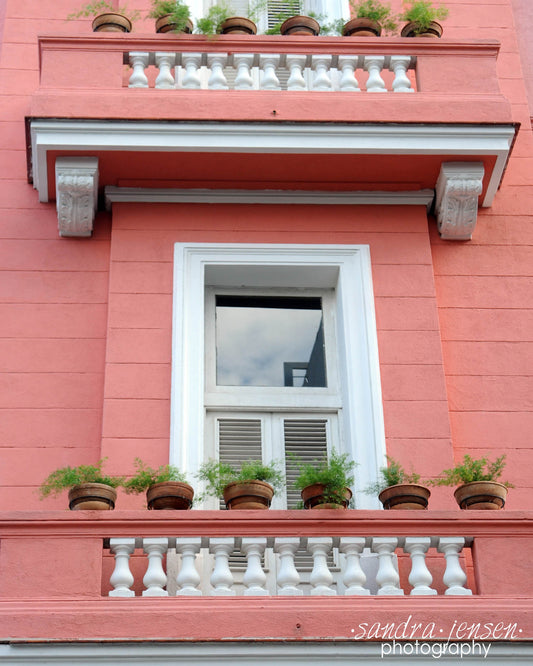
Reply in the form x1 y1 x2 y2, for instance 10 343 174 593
435 162 485 240
55 157 99 237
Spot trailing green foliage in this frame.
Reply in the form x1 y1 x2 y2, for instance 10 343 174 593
195 2 235 34
197 459 285 497
350 0 398 32
67 1 140 21
148 0 191 32
399 0 448 33
364 456 421 495
39 459 123 498
122 457 188 494
431 454 513 487
292 450 356 505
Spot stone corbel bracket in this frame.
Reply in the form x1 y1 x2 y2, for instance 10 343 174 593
435 162 485 240
55 157 99 237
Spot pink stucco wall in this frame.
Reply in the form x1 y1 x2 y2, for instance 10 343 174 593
0 2 531 506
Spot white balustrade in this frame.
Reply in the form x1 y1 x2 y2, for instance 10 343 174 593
107 534 472 597
127 51 416 93
142 537 168 596
438 537 473 595
109 538 136 597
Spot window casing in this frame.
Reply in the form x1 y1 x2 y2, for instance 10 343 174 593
171 243 385 509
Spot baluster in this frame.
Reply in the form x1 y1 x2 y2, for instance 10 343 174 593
128 52 149 89
155 52 176 89
308 537 336 596
207 54 229 90
241 537 268 596
438 537 472 595
373 537 404 595
181 53 203 89
364 56 387 93
337 56 360 92
286 55 307 91
274 537 303 595
259 55 281 90
209 537 235 595
404 537 437 595
339 537 369 595
176 537 202 596
109 538 136 597
311 55 332 91
233 54 255 90
142 537 168 597
390 56 414 93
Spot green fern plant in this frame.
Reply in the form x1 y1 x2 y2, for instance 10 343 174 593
148 0 191 32
197 459 285 498
291 450 356 505
122 458 188 494
364 455 421 495
350 0 398 32
39 459 123 498
431 455 513 487
399 0 448 34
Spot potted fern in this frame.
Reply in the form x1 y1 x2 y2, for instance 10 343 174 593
399 0 449 38
197 459 284 509
39 459 123 510
431 454 512 510
265 0 321 35
196 1 258 35
365 456 430 509
123 458 194 509
343 0 398 37
292 450 356 509
148 0 192 33
67 1 140 32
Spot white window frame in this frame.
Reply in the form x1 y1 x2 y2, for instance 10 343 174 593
170 243 385 509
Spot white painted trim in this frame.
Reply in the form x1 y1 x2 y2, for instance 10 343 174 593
105 187 435 207
30 120 515 206
1 641 532 664
170 243 386 510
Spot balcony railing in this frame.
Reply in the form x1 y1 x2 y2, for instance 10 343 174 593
108 534 471 598
33 34 512 125
2 510 532 641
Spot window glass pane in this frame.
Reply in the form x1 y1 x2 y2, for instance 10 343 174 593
215 295 327 387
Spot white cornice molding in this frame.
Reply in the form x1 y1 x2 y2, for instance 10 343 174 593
105 187 435 207
31 120 515 205
2 641 533 664
435 162 485 240
55 157 99 237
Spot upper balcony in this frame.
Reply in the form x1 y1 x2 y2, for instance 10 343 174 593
28 33 517 239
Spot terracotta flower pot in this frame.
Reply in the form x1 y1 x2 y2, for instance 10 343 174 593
454 481 507 510
68 483 117 510
146 481 194 510
378 484 430 510
400 20 443 38
220 17 257 34
301 483 352 509
155 15 193 33
280 15 320 36
223 480 274 509
92 13 132 33
342 18 381 37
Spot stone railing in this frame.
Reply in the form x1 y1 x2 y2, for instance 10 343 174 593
108 534 471 598
2 510 532 641
32 35 512 125
127 51 415 92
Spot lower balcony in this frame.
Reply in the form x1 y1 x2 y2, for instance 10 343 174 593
1 510 532 642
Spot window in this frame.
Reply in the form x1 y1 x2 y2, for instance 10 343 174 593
171 243 385 509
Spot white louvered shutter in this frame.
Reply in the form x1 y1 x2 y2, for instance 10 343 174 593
283 418 329 509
